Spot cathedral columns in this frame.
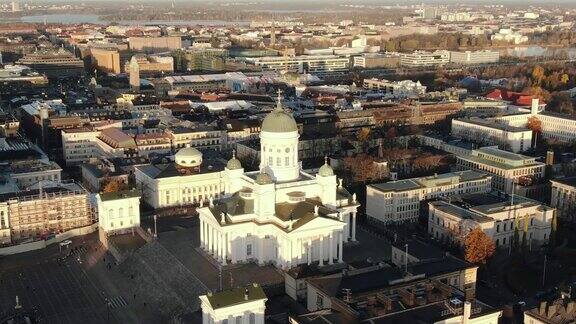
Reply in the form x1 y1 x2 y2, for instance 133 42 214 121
206 224 212 253
319 236 324 266
211 227 216 255
221 232 227 265
343 213 350 241
329 233 334 265
351 211 357 242
200 220 205 249
338 231 344 263
307 239 312 265
216 230 221 261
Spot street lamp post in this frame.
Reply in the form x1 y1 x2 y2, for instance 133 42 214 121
104 297 110 322
542 254 547 287
404 243 408 273
153 215 158 239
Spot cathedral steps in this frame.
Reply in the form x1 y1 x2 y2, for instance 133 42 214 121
115 240 208 318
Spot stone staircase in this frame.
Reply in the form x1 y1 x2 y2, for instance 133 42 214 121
116 240 208 318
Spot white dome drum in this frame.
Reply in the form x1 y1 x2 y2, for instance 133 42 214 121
259 92 300 182
175 146 203 168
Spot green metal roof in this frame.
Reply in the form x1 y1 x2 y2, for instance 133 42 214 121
207 284 266 310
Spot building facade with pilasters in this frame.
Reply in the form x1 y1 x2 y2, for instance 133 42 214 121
198 95 359 270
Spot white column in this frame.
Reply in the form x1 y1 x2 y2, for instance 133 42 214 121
199 220 204 249
319 236 324 266
329 233 334 265
215 231 220 260
344 212 350 240
222 232 227 265
338 231 344 263
352 211 357 242
219 232 223 262
328 233 334 264
212 227 218 256
289 240 293 268
207 224 212 253
211 226 216 255
307 239 312 265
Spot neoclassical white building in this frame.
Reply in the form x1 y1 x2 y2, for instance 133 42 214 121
96 189 141 234
199 284 267 324
198 96 359 269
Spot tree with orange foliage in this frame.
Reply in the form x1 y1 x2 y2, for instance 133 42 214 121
464 228 496 265
343 154 388 183
102 179 128 193
527 116 543 147
531 65 545 86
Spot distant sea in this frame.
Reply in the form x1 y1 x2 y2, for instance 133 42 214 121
20 14 250 26
500 46 576 59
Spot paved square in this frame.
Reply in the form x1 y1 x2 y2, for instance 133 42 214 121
0 257 109 323
156 216 284 291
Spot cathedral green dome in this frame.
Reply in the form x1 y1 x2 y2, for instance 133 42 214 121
261 96 297 133
318 157 334 176
226 151 242 170
318 162 334 177
256 172 272 185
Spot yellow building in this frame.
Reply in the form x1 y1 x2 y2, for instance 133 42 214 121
90 48 121 74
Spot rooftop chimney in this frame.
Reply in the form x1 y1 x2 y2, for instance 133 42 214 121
244 287 249 300
539 301 547 315
531 98 539 115
567 302 576 315
462 301 472 324
548 304 558 318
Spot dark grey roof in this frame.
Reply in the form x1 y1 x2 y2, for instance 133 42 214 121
551 177 576 188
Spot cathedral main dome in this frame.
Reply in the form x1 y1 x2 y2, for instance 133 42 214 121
261 96 297 133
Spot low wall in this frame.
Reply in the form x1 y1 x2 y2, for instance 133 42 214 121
0 223 99 256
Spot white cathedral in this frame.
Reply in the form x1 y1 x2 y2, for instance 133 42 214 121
198 98 358 269
135 96 359 269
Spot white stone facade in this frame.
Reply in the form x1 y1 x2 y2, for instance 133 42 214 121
199 285 267 324
456 147 546 194
451 118 532 153
550 178 576 223
428 197 554 249
96 190 141 234
366 171 492 224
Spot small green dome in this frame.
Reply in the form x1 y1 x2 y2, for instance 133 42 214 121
227 158 242 170
318 157 334 176
226 151 242 170
256 172 272 185
318 163 334 177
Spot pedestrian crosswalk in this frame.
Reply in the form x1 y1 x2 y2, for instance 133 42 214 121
108 296 127 309
70 246 87 256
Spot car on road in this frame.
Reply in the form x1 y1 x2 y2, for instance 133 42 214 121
60 240 72 247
